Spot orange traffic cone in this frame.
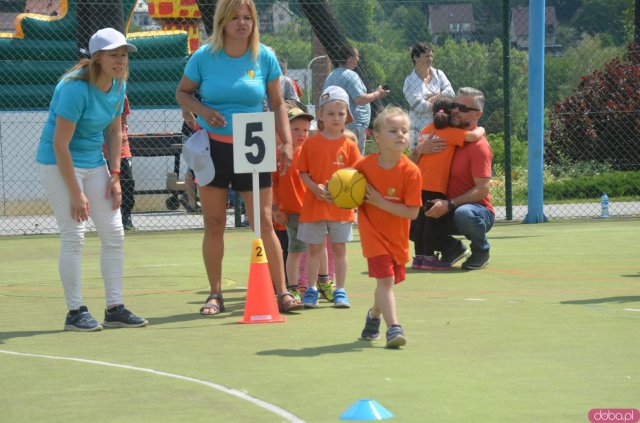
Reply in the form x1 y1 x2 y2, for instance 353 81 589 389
239 238 285 324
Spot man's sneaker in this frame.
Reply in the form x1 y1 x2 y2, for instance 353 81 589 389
440 241 470 266
410 256 424 270
360 310 381 340
420 256 452 271
103 304 148 328
461 252 490 270
64 306 102 332
288 286 302 303
385 325 407 349
122 216 135 231
333 288 351 308
302 288 319 308
317 279 335 302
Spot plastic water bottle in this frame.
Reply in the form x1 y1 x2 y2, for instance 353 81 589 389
600 193 609 218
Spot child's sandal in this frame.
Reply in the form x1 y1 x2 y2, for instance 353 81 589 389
199 293 225 316
278 292 303 313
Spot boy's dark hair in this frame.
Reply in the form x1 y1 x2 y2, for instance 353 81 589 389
432 96 455 130
410 42 433 65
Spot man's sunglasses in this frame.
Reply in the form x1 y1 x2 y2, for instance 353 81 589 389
452 102 481 113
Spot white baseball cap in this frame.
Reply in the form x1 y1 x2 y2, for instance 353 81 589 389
183 130 215 187
89 28 138 55
319 86 353 124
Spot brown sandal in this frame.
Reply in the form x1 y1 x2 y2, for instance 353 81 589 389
278 292 303 313
200 293 225 316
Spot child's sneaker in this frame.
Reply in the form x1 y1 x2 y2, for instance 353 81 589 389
103 304 148 328
385 325 407 349
333 288 351 308
302 288 319 308
64 306 102 332
360 310 381 340
288 286 302 303
317 279 335 302
410 256 424 269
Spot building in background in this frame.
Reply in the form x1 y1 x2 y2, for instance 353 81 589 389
428 3 475 43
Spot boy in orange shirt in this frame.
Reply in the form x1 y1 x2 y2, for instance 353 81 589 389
272 107 314 301
297 86 362 308
355 106 422 348
410 96 485 270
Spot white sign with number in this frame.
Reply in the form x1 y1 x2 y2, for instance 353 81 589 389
232 112 276 174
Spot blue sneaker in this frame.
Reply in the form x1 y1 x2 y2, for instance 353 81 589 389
103 305 148 328
302 288 319 308
64 306 102 332
385 325 407 349
360 310 381 340
333 288 351 308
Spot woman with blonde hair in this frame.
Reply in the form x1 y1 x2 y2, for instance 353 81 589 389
36 28 147 331
176 0 302 315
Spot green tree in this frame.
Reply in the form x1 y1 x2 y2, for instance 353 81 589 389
330 0 375 42
571 0 632 45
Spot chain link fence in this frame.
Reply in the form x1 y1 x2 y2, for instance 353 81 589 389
1 0 638 235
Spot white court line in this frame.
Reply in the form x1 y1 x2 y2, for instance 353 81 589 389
624 308 640 312
0 349 304 423
464 298 488 301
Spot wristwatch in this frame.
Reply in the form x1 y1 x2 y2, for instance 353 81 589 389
448 199 456 211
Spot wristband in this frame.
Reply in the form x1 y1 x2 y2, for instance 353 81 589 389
448 199 456 211
109 169 121 175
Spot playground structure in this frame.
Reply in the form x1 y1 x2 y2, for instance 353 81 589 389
0 0 194 110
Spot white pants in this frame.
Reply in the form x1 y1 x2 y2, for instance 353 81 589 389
39 164 124 310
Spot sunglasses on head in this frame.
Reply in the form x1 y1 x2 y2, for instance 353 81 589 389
452 102 481 113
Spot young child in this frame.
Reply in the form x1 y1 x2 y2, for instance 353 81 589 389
412 96 485 270
355 106 422 348
272 106 314 302
297 86 362 308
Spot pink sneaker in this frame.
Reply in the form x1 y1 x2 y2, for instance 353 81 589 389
420 256 452 270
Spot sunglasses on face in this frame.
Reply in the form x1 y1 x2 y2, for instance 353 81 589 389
452 102 481 113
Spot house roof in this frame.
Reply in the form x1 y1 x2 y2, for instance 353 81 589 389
428 3 475 34
511 6 559 37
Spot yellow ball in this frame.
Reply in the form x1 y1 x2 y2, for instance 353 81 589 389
327 168 367 209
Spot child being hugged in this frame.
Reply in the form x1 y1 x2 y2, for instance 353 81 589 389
411 96 485 270
355 106 422 348
297 86 362 308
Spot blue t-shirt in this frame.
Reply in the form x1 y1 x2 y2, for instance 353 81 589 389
323 67 370 128
183 43 281 138
36 73 126 168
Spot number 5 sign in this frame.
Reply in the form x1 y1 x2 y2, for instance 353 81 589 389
232 112 276 174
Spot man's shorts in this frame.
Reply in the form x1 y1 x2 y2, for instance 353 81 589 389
206 138 272 191
297 220 353 245
285 213 307 253
367 255 406 284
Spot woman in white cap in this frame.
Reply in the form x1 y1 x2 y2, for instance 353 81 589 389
35 28 147 331
176 0 303 316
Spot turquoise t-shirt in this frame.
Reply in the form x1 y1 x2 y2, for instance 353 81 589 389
36 72 126 168
183 43 281 138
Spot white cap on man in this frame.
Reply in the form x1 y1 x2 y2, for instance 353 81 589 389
89 28 138 55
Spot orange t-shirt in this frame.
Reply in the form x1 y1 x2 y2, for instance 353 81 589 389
272 146 306 214
355 154 422 265
417 124 468 193
103 96 131 159
297 133 362 223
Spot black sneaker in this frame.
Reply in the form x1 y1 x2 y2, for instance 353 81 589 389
360 310 381 340
385 325 407 349
64 306 103 332
103 305 148 328
461 252 490 270
440 241 470 266
122 215 135 231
